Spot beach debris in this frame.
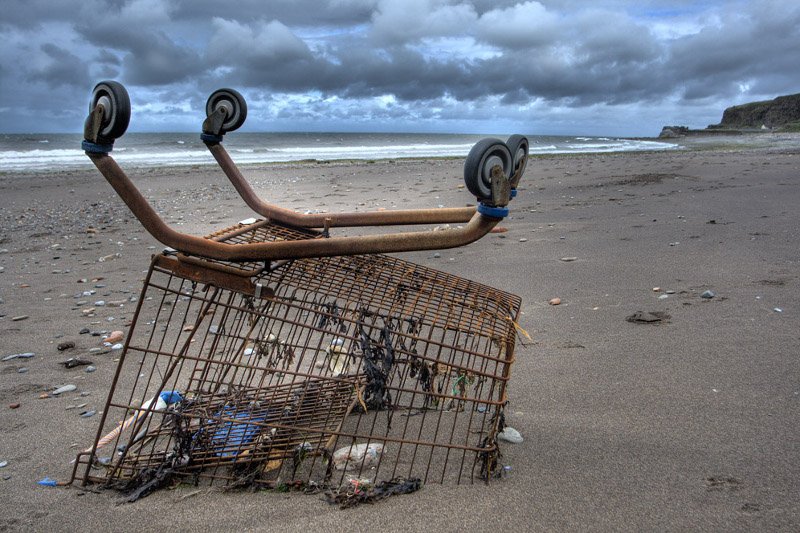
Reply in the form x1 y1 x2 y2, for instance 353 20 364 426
652 287 661 292
549 297 562 306
701 290 715 299
519 238 528 242
103 331 124 344
658 294 669 300
80 410 97 418
57 341 76 351
60 358 93 369
86 391 182 453
110 343 124 351
2 352 35 362
52 384 77 396
37 477 58 487
773 307 783 313
497 426 523 444
560 257 577 262
626 311 670 324
9 403 20 409
11 315 29 321
325 477 421 509
0 461 7 468
332 442 384 471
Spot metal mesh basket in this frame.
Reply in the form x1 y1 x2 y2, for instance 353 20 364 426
72 220 520 491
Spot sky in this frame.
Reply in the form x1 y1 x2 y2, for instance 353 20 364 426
0 0 798 136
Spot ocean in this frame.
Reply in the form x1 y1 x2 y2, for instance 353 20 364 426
0 132 678 173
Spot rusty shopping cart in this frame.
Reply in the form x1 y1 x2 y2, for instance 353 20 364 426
70 81 529 498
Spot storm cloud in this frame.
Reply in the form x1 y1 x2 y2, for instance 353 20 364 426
0 0 798 135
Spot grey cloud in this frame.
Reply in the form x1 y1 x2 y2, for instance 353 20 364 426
28 43 90 88
1 0 799 134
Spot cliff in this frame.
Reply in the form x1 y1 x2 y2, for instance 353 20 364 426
660 93 800 137
713 93 800 130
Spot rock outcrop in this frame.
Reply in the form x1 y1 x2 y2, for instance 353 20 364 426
714 93 800 129
659 93 800 137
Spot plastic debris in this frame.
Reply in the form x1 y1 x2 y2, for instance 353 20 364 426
497 426 523 444
38 477 58 487
332 442 384 471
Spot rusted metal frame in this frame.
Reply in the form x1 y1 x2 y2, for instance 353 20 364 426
204 141 476 228
79 257 161 485
88 152 501 261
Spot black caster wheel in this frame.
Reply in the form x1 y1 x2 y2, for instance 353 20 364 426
90 81 131 141
205 88 247 133
463 138 512 201
506 134 529 183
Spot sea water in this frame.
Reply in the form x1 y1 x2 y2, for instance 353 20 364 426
0 132 678 173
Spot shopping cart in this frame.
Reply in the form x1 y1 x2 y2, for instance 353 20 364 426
70 81 529 497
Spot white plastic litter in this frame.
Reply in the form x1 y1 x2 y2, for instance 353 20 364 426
332 442 384 471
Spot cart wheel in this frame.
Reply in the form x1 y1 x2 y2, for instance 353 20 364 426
463 138 512 201
90 81 131 141
506 134 529 182
205 89 247 133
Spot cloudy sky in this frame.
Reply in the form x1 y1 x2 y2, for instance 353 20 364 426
1 0 798 136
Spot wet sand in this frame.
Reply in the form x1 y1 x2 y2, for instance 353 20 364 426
1 140 799 530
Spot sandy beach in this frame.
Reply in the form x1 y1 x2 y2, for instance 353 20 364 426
1 137 799 530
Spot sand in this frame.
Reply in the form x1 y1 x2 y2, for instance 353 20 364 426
1 137 799 530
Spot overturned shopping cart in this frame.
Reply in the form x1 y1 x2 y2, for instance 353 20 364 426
70 81 529 497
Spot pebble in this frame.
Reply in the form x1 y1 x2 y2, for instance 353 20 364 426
110 343 123 351
701 290 715 299
2 352 35 362
79 328 90 334
497 426 523 444
11 315 29 322
9 403 20 409
57 341 75 351
80 410 96 418
52 384 77 396
433 253 441 258
549 297 562 306
519 238 528 242
0 461 7 468
658 294 669 300
773 307 783 313
17 367 28 373
85 366 97 373
652 287 661 292
560 257 577 262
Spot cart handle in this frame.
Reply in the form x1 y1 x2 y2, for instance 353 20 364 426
202 140 476 228
84 151 505 261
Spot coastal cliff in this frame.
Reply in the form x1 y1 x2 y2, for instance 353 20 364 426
660 93 800 137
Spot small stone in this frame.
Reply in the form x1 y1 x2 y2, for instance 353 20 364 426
79 410 96 418
110 343 123 351
519 238 528 242
17 367 28 373
0 461 7 468
2 352 34 362
79 328 90 334
85 366 96 373
57 341 75 351
52 384 77 396
666 290 676 295
497 426 523 444
39 393 50 399
658 294 669 300
11 315 29 322
701 290 715 299
560 257 577 262
652 287 661 292
773 307 783 313
9 403 20 409
549 297 562 306
433 253 441 258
